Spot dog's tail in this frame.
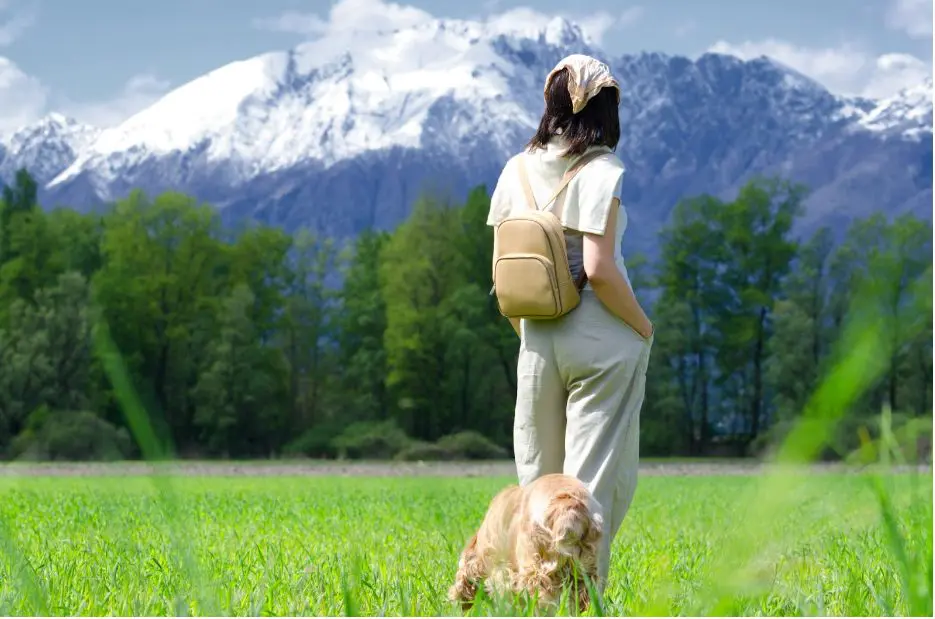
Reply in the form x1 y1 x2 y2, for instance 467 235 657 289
549 492 603 559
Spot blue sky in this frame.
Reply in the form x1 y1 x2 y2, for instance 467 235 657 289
0 0 931 132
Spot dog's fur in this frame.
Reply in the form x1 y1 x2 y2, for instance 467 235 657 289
448 473 603 613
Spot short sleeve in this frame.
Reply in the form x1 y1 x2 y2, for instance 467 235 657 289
557 149 626 236
486 156 518 227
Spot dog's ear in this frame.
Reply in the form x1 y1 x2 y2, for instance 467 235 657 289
448 533 481 607
586 511 603 541
459 532 479 568
575 579 592 614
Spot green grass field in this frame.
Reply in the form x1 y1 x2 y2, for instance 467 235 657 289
0 469 931 616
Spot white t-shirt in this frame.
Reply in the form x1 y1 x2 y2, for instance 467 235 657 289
486 137 630 289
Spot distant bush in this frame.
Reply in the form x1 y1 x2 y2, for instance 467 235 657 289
286 424 508 461
331 420 412 459
841 413 933 465
10 408 132 461
394 442 454 462
752 410 934 464
436 430 507 460
282 420 347 459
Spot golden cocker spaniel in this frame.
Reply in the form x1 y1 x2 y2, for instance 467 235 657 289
448 473 603 613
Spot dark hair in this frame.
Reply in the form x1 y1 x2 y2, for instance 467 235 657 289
525 67 621 157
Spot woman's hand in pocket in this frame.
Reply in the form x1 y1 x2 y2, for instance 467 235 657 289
638 320 654 341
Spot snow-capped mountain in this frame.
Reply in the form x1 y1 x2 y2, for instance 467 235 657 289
0 114 100 185
51 19 556 185
2 16 930 255
854 78 934 139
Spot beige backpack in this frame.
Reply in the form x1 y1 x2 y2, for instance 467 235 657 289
491 150 605 320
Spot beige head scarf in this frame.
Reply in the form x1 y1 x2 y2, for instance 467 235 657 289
544 54 620 114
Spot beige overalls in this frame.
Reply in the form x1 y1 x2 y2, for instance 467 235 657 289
487 138 653 585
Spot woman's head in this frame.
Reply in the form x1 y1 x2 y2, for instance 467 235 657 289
526 55 621 157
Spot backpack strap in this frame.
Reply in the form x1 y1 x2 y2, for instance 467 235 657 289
517 159 538 210
546 150 606 217
517 149 606 213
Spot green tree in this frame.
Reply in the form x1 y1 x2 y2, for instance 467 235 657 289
226 225 292 340
828 214 932 416
0 272 95 447
193 284 288 456
654 194 726 454
714 179 803 446
282 230 338 432
875 215 932 414
641 299 694 455
380 196 467 440
0 202 61 312
336 229 390 422
93 191 226 450
766 227 835 425
448 186 517 442
0 168 39 265
46 208 104 279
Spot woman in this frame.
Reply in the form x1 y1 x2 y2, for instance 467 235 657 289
486 54 654 587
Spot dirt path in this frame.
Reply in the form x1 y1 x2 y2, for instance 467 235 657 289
0 460 928 477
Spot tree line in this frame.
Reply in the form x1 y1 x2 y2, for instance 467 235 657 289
0 169 930 462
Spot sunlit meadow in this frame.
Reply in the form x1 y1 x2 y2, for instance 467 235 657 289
0 468 930 616
0 233 930 617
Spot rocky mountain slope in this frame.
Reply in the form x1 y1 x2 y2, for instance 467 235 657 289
0 114 100 186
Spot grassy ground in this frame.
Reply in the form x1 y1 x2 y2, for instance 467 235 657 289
0 468 930 616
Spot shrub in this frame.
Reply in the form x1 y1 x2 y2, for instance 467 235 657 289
282 420 347 459
394 442 454 462
436 430 507 460
10 408 132 461
331 420 412 459
841 412 934 465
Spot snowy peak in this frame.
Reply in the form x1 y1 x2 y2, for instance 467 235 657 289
5 113 100 149
856 78 933 139
485 14 589 47
49 17 588 190
0 114 101 185
45 29 933 197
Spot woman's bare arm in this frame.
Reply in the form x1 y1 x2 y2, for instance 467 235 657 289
582 199 653 338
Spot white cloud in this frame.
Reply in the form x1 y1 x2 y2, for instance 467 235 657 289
0 56 46 134
674 20 697 38
62 74 172 127
863 53 932 98
483 6 639 45
2 2 168 133
0 0 35 46
575 12 618 44
708 39 865 92
253 0 431 36
253 0 642 47
576 7 643 45
476 4 643 45
617 6 644 28
0 59 172 135
707 38 932 98
885 0 933 39
252 11 328 36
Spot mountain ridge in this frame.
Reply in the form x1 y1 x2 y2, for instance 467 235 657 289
0 16 931 255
